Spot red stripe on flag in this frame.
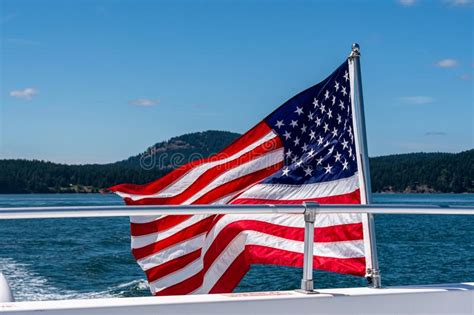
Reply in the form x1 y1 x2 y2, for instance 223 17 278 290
315 222 363 243
145 249 202 283
144 214 225 283
209 251 249 294
191 162 284 205
231 189 361 205
154 245 366 296
123 163 284 206
155 265 204 296
245 245 366 276
132 215 216 260
201 221 364 282
131 215 192 237
121 138 283 206
204 219 363 244
209 245 366 294
153 218 363 295
314 254 366 277
108 121 272 196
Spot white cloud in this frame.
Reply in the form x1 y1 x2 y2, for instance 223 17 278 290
128 98 159 107
459 74 472 81
445 0 472 6
9 87 38 100
425 131 447 136
401 96 435 105
435 58 458 68
6 38 40 45
0 13 18 25
397 0 417 6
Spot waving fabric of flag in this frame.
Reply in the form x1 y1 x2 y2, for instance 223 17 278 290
109 58 368 296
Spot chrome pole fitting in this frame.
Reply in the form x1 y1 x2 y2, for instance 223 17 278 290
296 202 320 294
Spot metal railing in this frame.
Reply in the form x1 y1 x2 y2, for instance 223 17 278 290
0 203 473 294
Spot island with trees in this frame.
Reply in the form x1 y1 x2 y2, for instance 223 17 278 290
0 131 472 194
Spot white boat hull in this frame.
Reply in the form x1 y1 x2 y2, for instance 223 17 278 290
1 283 472 315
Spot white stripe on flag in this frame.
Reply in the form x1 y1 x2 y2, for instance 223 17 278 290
130 216 161 224
196 233 365 294
131 215 211 249
150 258 203 294
234 172 360 201
182 148 284 204
149 231 365 294
137 234 205 271
116 131 278 201
146 214 365 293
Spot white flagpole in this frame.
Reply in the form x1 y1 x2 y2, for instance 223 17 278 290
348 43 381 288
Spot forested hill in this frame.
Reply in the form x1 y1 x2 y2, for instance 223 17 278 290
114 130 240 169
0 130 241 194
370 150 473 193
0 130 472 194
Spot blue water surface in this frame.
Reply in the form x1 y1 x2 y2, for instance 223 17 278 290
0 193 472 301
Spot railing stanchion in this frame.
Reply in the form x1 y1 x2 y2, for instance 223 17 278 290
298 202 319 294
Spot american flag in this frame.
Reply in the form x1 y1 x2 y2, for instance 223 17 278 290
110 58 368 295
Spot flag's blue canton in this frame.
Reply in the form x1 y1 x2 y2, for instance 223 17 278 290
264 60 357 185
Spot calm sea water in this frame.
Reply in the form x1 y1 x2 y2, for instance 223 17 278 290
0 193 473 301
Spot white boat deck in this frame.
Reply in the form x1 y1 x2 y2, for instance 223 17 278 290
1 205 473 314
1 282 473 314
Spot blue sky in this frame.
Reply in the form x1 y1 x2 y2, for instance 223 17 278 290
1 0 472 164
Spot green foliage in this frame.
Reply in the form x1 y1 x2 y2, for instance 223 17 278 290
0 130 240 194
116 130 240 169
0 130 472 194
369 150 474 193
0 160 169 194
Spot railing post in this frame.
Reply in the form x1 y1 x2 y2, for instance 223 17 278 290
298 202 319 294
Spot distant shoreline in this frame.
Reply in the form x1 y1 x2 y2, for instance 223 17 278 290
1 136 472 195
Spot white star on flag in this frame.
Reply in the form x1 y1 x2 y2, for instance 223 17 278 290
295 106 304 115
324 164 333 174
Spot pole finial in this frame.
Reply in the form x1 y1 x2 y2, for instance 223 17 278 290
349 43 360 59
352 43 360 53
